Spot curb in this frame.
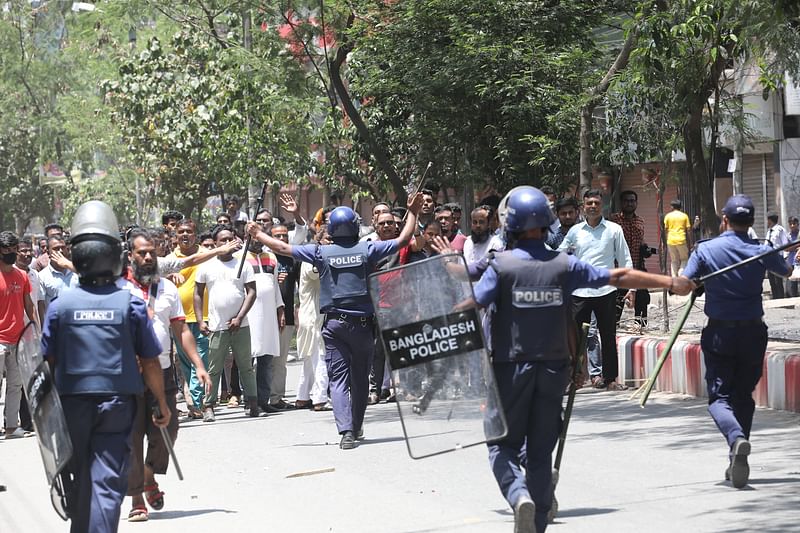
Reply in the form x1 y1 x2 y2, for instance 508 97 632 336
617 335 800 414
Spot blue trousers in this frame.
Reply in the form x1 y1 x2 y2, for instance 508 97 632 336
322 317 375 434
61 395 136 533
175 322 209 409
488 360 570 533
701 323 767 449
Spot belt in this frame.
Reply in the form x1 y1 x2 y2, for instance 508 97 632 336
324 313 374 326
707 318 764 328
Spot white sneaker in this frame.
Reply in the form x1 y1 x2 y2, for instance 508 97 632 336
3 427 29 439
513 496 536 533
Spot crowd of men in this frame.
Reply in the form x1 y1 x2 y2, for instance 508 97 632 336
0 184 794 532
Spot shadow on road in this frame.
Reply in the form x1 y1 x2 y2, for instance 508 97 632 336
149 508 236 520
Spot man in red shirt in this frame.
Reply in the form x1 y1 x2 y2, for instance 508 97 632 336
609 190 650 328
0 231 38 439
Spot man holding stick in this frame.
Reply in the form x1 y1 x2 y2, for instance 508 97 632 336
679 195 791 489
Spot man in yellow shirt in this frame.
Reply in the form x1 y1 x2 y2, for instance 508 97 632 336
664 199 692 276
166 219 238 417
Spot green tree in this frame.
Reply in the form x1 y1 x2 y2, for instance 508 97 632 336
102 27 314 219
608 0 800 234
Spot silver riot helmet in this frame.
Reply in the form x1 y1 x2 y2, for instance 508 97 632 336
70 200 124 283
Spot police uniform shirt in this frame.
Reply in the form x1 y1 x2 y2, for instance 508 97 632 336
292 240 399 316
41 285 162 365
473 239 611 309
682 231 790 321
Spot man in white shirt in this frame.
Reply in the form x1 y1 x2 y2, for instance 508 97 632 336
558 189 632 390
194 225 258 420
38 235 79 310
118 229 211 521
225 196 250 223
766 213 789 299
463 205 504 264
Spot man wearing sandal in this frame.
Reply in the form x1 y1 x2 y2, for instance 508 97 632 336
41 202 171 533
119 229 211 521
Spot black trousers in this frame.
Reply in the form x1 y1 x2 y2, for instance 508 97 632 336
573 292 619 383
615 288 650 327
768 272 785 299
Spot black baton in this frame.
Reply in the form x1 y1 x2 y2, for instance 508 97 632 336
237 180 270 279
153 405 184 481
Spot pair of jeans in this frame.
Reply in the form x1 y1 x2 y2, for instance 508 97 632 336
255 355 274 408
174 322 209 409
573 292 619 383
0 343 23 429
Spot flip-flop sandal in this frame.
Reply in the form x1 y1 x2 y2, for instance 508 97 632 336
144 483 165 511
128 505 149 522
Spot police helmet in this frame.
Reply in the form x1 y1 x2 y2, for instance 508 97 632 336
328 206 360 239
503 186 556 232
70 200 123 280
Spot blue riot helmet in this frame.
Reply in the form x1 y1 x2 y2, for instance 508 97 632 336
503 186 556 232
327 206 360 240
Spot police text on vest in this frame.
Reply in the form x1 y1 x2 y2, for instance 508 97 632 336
512 287 563 308
73 310 116 321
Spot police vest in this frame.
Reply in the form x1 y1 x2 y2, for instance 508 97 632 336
490 250 572 362
54 286 143 395
318 241 372 313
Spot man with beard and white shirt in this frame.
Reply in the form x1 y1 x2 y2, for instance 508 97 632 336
117 228 210 521
463 205 504 264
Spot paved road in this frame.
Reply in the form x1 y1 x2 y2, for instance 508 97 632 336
2 361 800 532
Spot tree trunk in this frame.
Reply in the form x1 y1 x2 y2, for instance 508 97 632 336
578 27 640 193
683 110 719 236
329 13 408 204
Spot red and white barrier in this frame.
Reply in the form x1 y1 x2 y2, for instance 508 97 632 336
617 336 800 413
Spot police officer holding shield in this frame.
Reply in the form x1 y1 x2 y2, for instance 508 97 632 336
680 195 791 489
247 193 423 449
41 201 170 533
471 187 692 533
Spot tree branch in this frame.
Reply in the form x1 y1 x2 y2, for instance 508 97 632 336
329 12 407 203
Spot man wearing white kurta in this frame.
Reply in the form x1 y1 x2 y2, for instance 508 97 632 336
237 242 285 412
295 261 330 410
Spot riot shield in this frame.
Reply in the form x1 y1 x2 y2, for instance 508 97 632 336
16 322 73 520
369 254 507 459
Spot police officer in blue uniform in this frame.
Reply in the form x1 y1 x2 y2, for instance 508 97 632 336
471 187 692 533
41 201 171 533
680 195 791 489
247 193 423 449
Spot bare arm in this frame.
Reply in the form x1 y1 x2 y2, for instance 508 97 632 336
279 193 307 226
396 193 424 248
228 281 257 332
608 268 695 295
170 320 210 392
194 282 209 335
180 240 241 268
140 357 171 428
247 222 294 256
23 292 38 329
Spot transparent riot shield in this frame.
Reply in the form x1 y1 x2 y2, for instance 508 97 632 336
16 322 73 520
369 254 507 459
